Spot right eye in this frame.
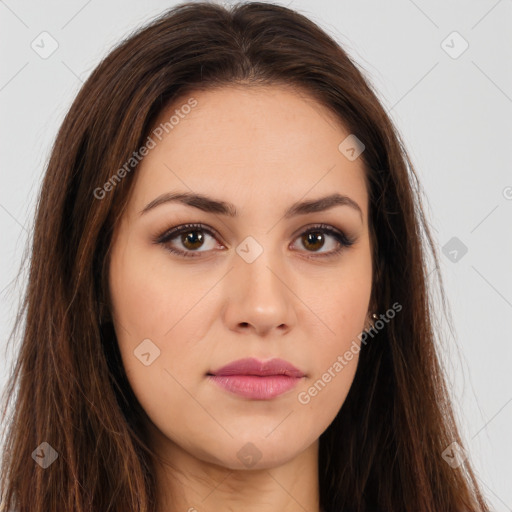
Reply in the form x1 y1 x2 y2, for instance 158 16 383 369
154 223 224 258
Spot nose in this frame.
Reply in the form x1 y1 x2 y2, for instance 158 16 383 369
221 247 297 337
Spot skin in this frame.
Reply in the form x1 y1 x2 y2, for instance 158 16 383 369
108 85 373 512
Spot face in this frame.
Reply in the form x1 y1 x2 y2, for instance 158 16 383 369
108 85 373 471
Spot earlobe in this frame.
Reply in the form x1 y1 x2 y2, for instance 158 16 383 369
364 312 379 332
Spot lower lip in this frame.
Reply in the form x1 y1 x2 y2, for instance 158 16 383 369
207 374 302 400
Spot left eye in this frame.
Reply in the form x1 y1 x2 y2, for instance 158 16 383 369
154 223 354 259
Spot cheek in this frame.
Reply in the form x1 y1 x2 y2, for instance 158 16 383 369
311 245 373 344
298 298 364 422
296 248 372 414
294 289 367 432
107 239 218 418
297 353 359 429
108 238 204 340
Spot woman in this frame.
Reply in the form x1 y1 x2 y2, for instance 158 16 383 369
0 2 490 511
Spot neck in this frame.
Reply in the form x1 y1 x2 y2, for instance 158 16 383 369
152 438 321 512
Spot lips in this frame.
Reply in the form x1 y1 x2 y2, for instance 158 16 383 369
209 357 305 378
207 357 305 400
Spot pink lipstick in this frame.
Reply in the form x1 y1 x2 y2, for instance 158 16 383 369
207 357 305 400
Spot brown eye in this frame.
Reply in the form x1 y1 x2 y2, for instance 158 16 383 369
155 223 221 258
290 224 355 258
301 231 326 252
180 230 205 250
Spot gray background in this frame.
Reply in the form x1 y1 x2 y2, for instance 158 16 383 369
1 0 511 509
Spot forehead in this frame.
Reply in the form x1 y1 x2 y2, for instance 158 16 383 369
130 85 369 219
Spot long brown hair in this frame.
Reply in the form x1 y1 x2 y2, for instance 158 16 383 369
1 2 489 511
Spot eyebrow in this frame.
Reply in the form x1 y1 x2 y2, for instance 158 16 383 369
140 191 363 221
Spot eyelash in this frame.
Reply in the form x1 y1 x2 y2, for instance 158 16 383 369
153 222 355 260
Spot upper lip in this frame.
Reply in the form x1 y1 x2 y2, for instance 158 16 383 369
208 357 305 378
